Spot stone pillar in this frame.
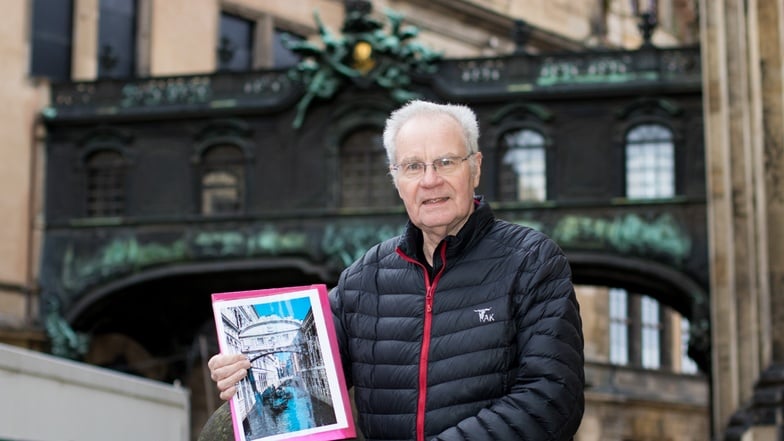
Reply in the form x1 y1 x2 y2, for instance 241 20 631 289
71 0 99 80
699 0 784 437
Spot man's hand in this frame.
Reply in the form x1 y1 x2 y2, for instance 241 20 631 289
207 353 252 401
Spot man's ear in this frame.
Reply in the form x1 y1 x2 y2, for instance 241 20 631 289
472 152 483 188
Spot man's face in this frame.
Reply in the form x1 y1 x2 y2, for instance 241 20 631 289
392 114 482 240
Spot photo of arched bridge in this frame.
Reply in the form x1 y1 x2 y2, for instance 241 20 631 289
215 294 339 440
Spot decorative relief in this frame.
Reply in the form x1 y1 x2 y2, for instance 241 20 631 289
120 77 212 107
537 55 639 86
458 59 504 83
56 222 402 296
283 5 441 128
321 223 403 267
45 296 90 359
242 75 287 95
550 213 692 265
437 47 700 95
46 72 292 118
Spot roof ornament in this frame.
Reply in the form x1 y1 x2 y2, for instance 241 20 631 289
283 0 442 128
630 0 658 48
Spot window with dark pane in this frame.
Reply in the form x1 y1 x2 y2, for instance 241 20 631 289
274 28 303 68
498 128 547 202
30 0 73 80
201 145 244 215
97 0 137 78
86 150 126 217
340 129 396 208
218 12 253 71
625 124 674 199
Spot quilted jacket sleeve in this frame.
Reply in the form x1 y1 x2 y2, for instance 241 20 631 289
432 236 585 441
328 284 353 389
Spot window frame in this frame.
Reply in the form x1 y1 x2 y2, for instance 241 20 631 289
624 122 676 200
82 147 129 218
640 294 662 369
199 149 246 216
217 7 308 70
609 287 630 366
192 121 255 217
29 0 74 81
497 126 549 203
607 287 697 373
96 0 139 79
338 126 398 209
218 11 255 72
194 141 252 217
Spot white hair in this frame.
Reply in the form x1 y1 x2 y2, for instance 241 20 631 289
382 100 480 168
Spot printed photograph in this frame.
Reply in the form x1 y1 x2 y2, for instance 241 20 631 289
212 285 354 441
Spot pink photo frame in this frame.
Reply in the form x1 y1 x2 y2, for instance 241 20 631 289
212 284 356 441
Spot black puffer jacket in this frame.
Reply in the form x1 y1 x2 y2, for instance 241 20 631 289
330 198 584 441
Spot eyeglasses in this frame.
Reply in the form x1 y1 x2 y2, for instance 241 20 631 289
391 153 474 179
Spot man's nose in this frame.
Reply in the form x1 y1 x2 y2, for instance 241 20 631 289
420 164 442 184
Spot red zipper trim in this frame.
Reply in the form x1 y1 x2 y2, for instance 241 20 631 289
397 245 447 441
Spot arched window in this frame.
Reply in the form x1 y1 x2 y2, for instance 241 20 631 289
200 145 245 215
340 128 398 208
499 128 547 202
86 150 126 217
625 124 674 199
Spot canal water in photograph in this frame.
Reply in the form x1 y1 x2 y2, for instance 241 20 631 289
243 379 337 439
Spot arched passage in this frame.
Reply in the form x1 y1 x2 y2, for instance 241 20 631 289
67 258 336 380
66 257 337 435
568 251 710 373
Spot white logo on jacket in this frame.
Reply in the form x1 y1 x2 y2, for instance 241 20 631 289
474 307 495 323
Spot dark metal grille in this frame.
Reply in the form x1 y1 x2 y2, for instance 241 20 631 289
86 150 126 217
340 129 397 209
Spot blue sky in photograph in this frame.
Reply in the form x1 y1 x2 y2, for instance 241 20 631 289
253 296 312 320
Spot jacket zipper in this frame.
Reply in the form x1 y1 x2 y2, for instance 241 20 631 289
397 245 447 441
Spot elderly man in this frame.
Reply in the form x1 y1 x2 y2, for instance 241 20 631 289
209 100 585 440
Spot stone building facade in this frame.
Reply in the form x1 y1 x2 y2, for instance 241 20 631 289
7 1 781 441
